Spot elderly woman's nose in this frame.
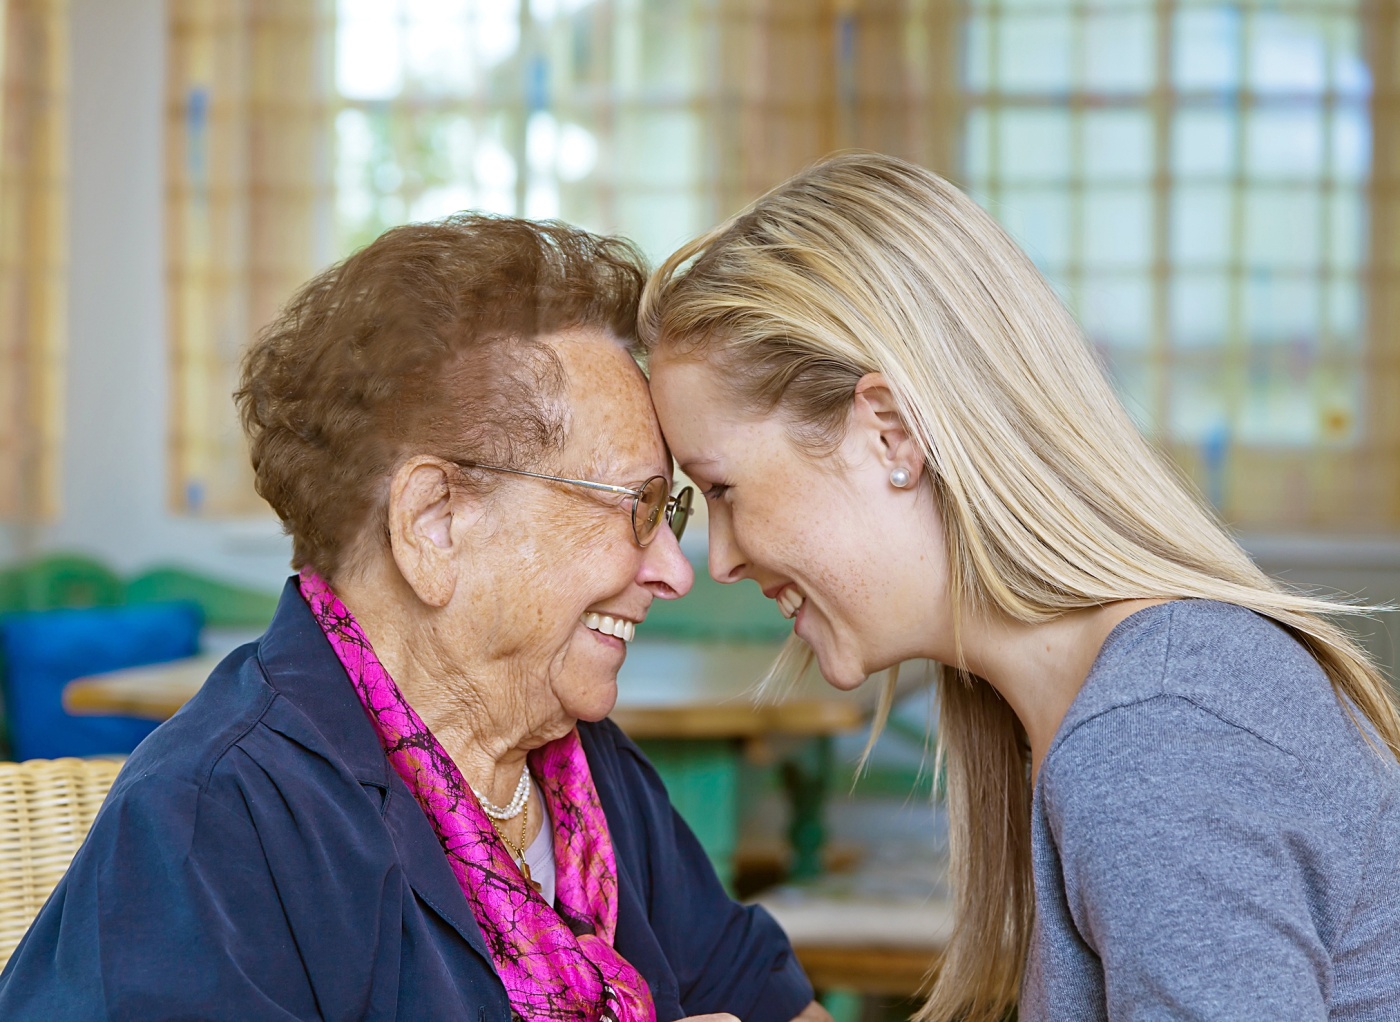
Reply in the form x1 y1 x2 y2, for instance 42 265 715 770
639 524 694 599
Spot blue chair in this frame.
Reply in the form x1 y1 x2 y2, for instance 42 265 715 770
0 601 203 760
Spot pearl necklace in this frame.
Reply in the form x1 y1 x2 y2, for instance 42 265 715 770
471 768 532 821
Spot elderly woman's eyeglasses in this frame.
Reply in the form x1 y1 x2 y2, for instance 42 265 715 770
454 461 694 547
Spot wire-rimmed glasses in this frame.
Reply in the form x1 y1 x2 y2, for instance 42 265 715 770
454 461 694 547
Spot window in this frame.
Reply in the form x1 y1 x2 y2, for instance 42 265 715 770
962 0 1398 528
167 0 1396 528
0 0 67 521
333 0 720 262
167 0 958 516
165 0 331 515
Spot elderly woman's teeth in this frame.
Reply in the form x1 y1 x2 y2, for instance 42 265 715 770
582 613 635 642
776 588 806 619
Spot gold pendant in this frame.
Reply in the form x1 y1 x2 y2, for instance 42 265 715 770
519 859 543 894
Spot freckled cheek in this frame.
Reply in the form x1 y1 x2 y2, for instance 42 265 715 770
527 500 639 613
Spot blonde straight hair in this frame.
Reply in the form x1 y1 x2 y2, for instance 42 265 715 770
638 151 1400 1022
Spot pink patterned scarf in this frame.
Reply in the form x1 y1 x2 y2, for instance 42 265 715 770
298 571 654 1022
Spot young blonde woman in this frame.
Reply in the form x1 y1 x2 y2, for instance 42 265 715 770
641 152 1400 1021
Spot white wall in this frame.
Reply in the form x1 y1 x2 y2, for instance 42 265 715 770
0 0 291 592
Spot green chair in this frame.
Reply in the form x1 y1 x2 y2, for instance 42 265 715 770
125 567 278 630
7 555 123 613
0 568 25 617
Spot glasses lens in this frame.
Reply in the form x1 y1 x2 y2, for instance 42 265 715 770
633 476 668 545
669 486 694 541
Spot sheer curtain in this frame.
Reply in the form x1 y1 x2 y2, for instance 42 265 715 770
0 0 67 520
173 0 959 514
962 0 1398 529
165 0 331 515
164 0 1397 529
330 0 958 263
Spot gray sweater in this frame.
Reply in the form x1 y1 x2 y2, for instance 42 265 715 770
1023 600 1400 1020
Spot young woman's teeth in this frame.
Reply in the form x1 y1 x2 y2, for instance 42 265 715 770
776 588 806 619
582 613 635 643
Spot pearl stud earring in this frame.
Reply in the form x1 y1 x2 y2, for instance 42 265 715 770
890 467 911 488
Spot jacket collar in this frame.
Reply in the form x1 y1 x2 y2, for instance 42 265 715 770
253 577 494 965
254 579 392 785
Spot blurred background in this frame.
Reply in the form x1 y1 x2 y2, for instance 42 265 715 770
2 0 1397 598
0 0 1397 1007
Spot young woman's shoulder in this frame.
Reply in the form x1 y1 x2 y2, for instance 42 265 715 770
1030 599 1400 1019
1052 598 1387 782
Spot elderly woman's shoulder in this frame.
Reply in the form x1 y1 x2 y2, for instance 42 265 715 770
101 640 377 839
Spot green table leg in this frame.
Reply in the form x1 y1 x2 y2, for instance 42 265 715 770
819 990 864 1022
781 735 832 882
636 738 740 892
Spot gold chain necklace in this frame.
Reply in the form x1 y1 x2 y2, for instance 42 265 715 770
489 794 542 893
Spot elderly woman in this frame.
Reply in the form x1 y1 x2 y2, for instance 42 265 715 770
0 215 822 1022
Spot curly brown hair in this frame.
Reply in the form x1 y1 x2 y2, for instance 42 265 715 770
235 213 647 580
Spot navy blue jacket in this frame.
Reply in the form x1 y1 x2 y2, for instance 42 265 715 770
0 581 813 1021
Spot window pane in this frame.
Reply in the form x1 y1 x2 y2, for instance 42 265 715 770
1173 8 1241 93
964 107 993 184
1084 187 1154 269
1173 107 1237 179
1245 188 1321 271
1084 109 1154 182
995 187 1073 268
1080 276 1151 351
402 0 478 95
1329 189 1365 273
1250 12 1327 97
1172 273 1230 349
963 16 994 92
1169 361 1230 445
1246 108 1325 181
1083 11 1156 94
1108 355 1156 434
1238 358 1321 445
337 0 405 99
1171 184 1233 266
615 111 702 188
1315 366 1363 444
636 5 702 92
1245 274 1320 345
616 191 705 265
998 107 1072 182
1332 104 1370 182
1333 33 1371 99
1328 275 1363 348
998 15 1073 93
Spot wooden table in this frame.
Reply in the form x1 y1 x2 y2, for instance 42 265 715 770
65 641 889 886
64 641 868 739
755 889 952 995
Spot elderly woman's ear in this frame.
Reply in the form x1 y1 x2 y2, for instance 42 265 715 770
386 456 478 608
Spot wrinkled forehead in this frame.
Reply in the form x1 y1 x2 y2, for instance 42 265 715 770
547 327 667 476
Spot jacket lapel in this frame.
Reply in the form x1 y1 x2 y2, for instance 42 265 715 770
254 579 495 963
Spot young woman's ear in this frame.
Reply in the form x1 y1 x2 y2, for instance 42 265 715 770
852 372 926 488
385 457 471 607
